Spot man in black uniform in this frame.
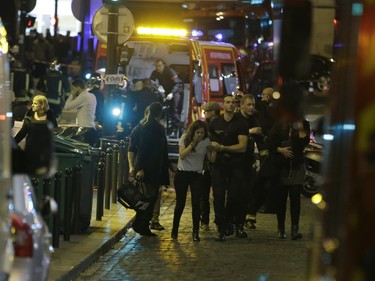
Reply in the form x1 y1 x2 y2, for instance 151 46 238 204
37 60 70 119
150 59 183 137
209 95 249 241
236 94 266 230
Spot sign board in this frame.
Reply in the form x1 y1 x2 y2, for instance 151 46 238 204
92 5 134 45
105 74 126 85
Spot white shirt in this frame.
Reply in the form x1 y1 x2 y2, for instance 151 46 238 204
64 89 97 128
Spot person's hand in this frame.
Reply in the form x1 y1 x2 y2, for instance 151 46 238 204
158 85 165 94
210 141 223 151
135 170 144 180
278 147 293 158
166 93 173 100
191 135 201 147
129 167 135 178
249 127 262 135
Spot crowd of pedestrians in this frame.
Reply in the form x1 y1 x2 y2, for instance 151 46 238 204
128 87 311 243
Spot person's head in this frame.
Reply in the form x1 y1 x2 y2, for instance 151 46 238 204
154 59 166 74
262 87 273 103
223 95 236 113
142 78 152 89
71 78 86 96
202 102 220 120
185 120 208 147
89 73 102 89
240 94 256 118
149 102 163 120
141 106 150 124
31 95 49 113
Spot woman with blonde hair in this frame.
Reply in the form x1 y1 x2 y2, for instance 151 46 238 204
14 95 57 150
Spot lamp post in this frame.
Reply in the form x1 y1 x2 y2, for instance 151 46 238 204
102 0 122 137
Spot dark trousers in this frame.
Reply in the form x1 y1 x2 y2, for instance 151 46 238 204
211 162 247 234
133 183 159 231
166 92 181 129
173 170 203 232
276 184 302 231
200 172 211 225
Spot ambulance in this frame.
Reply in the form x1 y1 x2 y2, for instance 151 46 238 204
94 26 247 132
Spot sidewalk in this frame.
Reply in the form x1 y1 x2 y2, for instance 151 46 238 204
47 189 140 281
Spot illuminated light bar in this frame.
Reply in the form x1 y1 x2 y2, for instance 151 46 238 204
136 27 187 37
0 18 9 54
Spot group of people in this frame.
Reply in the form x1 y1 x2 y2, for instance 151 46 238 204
126 87 311 243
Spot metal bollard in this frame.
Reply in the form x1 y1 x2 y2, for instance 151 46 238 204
96 161 105 221
72 165 82 234
118 140 126 185
104 147 113 210
111 144 119 204
43 177 52 197
52 172 62 248
63 168 73 241
31 178 40 200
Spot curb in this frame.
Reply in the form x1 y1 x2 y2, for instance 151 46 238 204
55 216 135 281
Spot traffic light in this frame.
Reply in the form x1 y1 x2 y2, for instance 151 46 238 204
24 16 36 28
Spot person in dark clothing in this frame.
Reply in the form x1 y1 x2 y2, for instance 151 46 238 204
37 60 70 119
236 94 265 230
132 78 161 126
209 95 249 241
10 59 34 100
150 59 183 137
131 102 170 236
267 117 310 240
14 95 57 151
256 87 275 136
200 101 221 230
88 73 105 126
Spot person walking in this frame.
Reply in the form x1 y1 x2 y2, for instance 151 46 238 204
209 95 249 241
171 120 215 241
131 102 170 236
236 94 265 230
63 78 98 146
128 106 166 232
267 117 310 239
200 101 221 230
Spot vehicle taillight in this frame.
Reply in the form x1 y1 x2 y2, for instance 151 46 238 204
11 214 33 257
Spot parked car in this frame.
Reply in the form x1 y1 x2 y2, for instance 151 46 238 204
0 191 14 281
9 174 54 281
250 54 334 97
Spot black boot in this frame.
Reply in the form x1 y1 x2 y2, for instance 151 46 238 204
291 225 302 240
192 231 200 242
235 224 248 238
171 228 178 239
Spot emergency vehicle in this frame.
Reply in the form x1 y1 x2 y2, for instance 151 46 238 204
94 26 247 131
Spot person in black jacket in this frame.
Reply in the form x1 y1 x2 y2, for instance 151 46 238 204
14 95 57 149
267 117 310 240
150 59 183 137
131 102 170 236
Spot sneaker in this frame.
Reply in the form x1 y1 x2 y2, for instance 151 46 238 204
150 222 165 231
200 223 209 231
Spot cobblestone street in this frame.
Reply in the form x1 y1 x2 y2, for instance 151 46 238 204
74 188 318 281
